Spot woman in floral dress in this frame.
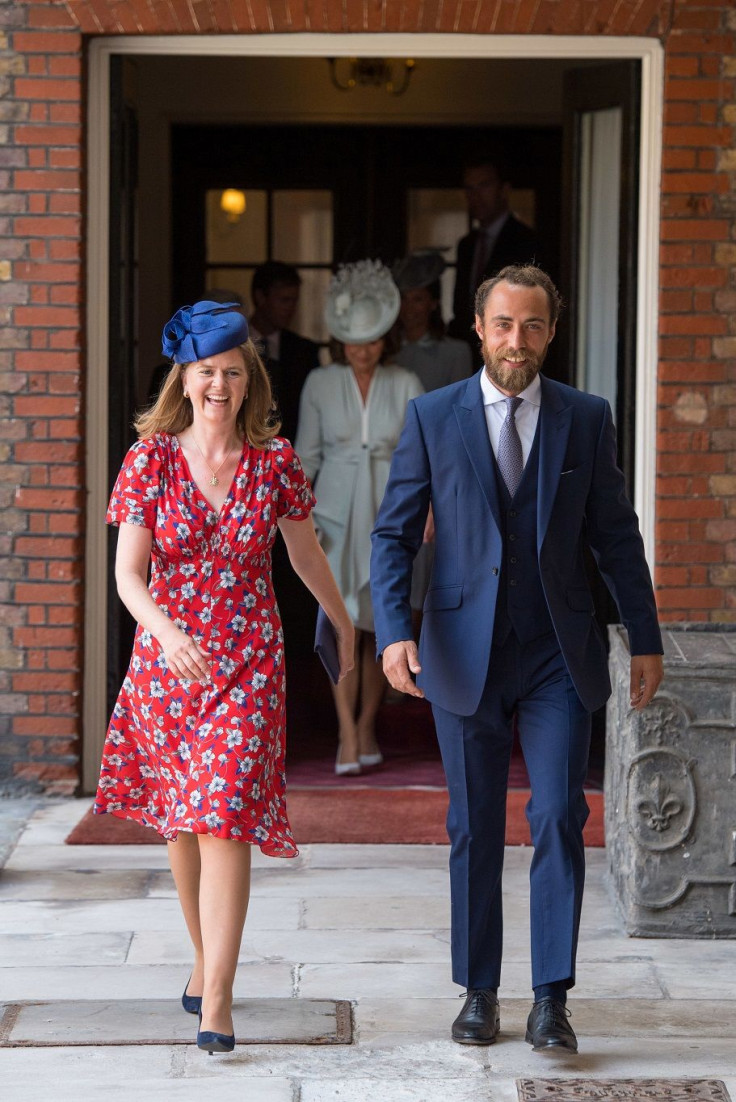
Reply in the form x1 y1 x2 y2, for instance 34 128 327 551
94 300 354 1053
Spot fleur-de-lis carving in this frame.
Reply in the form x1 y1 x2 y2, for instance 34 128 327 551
636 774 683 832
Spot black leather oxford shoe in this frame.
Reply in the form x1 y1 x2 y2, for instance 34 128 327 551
451 989 500 1045
525 996 578 1053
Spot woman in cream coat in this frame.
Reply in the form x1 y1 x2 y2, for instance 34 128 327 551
296 261 422 774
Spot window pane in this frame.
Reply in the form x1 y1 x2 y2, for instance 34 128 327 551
206 268 255 311
206 189 267 265
272 191 333 265
407 188 467 263
575 108 621 416
510 190 536 229
292 268 332 344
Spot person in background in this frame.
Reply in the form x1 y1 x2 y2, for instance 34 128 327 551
295 261 423 774
393 249 473 391
393 250 472 617
96 300 353 1055
249 261 321 443
449 150 542 365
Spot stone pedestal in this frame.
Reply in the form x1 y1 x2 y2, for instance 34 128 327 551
605 624 736 937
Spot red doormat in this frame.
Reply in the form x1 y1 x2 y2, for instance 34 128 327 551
66 790 604 847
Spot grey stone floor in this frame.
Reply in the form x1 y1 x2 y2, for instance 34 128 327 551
0 796 734 1102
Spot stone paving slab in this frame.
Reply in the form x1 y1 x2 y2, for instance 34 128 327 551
0 1070 295 1102
0 962 296 1001
303 895 451 929
0 869 153 901
0 931 131 967
301 1082 519 1102
127 926 450 966
0 998 351 1047
353 998 736 1040
0 896 301 934
297 959 665 1000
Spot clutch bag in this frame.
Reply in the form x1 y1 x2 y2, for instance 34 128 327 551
314 606 340 685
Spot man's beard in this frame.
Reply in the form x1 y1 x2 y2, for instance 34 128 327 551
482 342 547 394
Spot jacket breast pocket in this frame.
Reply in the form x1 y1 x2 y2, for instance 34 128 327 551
423 584 463 612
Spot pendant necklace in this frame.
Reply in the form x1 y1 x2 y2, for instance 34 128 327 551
190 433 236 487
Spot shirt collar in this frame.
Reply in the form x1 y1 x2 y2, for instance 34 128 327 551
477 211 509 239
480 369 542 408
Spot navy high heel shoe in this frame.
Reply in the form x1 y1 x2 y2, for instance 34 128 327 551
181 975 202 1016
197 1008 235 1055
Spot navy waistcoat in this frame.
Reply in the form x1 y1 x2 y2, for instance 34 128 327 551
492 425 554 646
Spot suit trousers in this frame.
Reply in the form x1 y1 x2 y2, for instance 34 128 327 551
432 628 591 992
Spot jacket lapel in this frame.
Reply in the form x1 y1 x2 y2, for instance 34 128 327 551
537 375 573 549
454 372 502 533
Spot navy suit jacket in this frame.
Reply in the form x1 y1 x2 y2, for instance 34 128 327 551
448 215 542 346
370 371 662 716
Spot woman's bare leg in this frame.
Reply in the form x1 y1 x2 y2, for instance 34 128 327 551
331 629 361 766
356 631 386 758
197 835 252 1035
167 832 204 997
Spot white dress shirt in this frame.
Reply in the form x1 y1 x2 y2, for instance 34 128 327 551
480 370 541 466
469 211 510 293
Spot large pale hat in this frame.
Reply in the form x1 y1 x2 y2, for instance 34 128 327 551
325 260 401 344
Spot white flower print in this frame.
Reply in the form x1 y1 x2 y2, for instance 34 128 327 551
226 729 243 749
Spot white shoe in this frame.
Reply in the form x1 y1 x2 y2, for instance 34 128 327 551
335 750 361 776
359 752 383 767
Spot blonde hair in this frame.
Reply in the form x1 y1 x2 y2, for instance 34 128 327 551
135 340 280 447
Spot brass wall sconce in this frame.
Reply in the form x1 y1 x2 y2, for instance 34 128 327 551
328 57 415 96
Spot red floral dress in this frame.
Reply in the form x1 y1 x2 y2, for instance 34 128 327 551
93 433 315 857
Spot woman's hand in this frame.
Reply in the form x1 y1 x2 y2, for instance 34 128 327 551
159 624 211 684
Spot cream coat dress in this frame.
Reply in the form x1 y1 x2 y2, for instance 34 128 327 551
295 362 423 631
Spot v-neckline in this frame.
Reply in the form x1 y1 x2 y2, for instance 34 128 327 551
173 434 245 519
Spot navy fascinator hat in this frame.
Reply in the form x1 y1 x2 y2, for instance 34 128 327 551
162 300 249 364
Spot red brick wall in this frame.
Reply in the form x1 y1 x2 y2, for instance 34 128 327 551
1 0 734 793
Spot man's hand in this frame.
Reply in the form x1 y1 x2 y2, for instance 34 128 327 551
382 640 425 699
629 654 663 711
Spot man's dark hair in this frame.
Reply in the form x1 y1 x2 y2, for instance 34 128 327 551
474 265 563 325
462 147 513 186
251 261 301 298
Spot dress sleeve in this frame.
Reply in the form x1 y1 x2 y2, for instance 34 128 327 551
106 437 164 530
272 438 316 521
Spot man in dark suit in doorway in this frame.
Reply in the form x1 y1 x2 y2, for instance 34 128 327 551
249 261 320 443
371 264 662 1055
450 151 542 366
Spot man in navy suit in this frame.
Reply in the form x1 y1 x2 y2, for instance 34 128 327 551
370 265 662 1053
449 152 542 365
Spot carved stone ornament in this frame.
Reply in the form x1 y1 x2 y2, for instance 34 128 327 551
626 748 696 852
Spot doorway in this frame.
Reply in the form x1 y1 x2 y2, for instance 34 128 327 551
84 34 663 792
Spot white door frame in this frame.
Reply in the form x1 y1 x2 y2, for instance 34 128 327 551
84 32 663 789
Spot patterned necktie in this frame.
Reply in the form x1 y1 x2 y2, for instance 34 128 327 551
498 396 524 497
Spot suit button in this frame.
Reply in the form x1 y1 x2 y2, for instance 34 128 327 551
508 534 516 542
510 579 518 586
509 510 518 518
492 567 499 576
510 556 517 564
